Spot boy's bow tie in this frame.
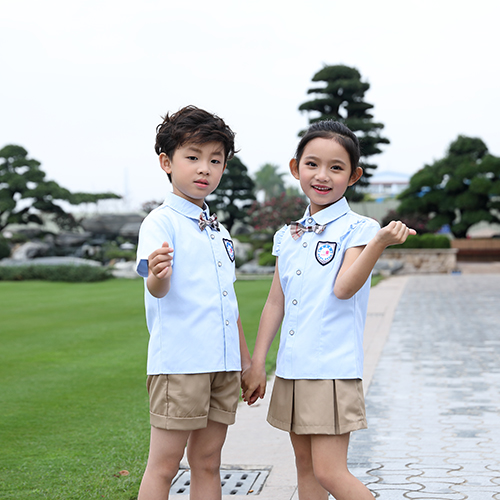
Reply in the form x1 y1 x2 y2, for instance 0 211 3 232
199 212 220 231
290 221 327 240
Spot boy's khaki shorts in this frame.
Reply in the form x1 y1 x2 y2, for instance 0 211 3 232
267 377 367 435
146 371 241 431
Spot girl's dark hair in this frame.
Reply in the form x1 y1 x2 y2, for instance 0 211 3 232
294 121 361 176
155 106 236 180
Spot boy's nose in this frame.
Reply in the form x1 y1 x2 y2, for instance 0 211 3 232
197 161 210 174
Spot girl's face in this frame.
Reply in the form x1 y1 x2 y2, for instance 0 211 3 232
290 137 362 215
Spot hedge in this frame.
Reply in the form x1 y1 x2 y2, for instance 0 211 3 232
396 234 451 249
0 265 113 282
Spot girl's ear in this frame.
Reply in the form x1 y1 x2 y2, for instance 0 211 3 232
159 152 172 175
348 166 363 186
289 158 300 180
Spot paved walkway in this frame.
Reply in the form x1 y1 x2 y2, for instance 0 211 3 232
173 272 500 499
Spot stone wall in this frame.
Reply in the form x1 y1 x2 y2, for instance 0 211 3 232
377 248 459 275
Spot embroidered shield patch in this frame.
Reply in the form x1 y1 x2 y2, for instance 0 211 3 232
315 241 337 266
223 238 235 262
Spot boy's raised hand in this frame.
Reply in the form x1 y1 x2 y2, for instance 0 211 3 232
148 242 174 280
375 220 417 249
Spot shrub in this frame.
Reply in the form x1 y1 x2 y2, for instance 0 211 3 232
0 265 113 282
0 237 10 259
258 251 276 267
396 234 451 249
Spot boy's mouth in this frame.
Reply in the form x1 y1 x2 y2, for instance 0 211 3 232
194 179 209 187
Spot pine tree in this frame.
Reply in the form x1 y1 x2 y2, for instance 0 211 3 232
299 65 389 199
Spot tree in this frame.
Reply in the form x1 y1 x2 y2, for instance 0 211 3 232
248 193 308 233
397 135 500 238
0 145 121 232
207 155 255 232
298 64 390 200
254 163 286 201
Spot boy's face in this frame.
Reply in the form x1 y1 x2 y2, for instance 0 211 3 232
289 137 362 215
160 141 226 208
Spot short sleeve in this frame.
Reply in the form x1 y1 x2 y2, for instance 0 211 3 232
345 218 380 249
136 212 173 278
272 225 288 257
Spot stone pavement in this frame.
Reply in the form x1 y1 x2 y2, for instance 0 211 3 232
173 272 500 499
349 274 500 500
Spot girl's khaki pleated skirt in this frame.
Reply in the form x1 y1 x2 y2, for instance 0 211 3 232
267 376 367 435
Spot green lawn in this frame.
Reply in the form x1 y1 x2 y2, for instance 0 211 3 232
0 278 273 500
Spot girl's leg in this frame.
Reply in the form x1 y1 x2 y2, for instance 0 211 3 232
311 433 374 500
290 432 329 500
138 426 190 500
186 420 229 500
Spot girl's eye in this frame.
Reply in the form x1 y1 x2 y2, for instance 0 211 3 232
305 161 317 167
331 165 342 171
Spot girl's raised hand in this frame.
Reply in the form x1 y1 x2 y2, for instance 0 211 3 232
376 220 417 248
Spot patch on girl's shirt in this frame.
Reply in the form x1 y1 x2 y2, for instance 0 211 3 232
223 238 235 262
315 241 337 266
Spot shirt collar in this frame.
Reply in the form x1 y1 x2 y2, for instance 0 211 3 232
164 191 209 220
299 197 350 226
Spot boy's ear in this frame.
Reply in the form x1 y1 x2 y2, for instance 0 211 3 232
348 166 363 186
289 158 300 180
159 153 172 175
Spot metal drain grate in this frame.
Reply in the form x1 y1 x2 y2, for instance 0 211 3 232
171 468 270 495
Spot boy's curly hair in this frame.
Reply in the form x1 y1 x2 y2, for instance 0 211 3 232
155 106 236 180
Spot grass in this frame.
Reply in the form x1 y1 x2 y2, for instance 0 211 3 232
0 275 379 499
0 278 272 500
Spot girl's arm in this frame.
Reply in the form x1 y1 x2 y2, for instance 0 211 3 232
242 262 285 404
334 221 416 300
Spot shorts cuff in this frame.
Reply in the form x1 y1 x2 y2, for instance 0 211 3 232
209 406 236 426
150 412 207 431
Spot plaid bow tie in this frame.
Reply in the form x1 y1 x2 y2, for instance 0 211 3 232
199 212 220 231
290 221 327 240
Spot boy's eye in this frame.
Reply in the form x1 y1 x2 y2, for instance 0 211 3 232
187 156 198 161
211 159 221 164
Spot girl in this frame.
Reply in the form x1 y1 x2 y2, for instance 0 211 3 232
242 120 415 500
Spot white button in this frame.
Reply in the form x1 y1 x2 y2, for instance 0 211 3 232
211 234 215 239
223 291 228 296
296 269 301 275
303 242 308 248
225 320 229 326
289 330 295 336
218 261 222 267
292 299 298 305
307 218 313 223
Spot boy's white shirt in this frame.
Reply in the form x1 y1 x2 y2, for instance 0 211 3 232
273 197 380 380
136 191 241 375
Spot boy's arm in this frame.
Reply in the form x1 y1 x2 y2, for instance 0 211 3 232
334 221 416 300
238 316 251 373
242 264 285 404
146 242 174 298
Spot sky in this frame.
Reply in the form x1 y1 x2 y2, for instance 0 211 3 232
1 0 499 212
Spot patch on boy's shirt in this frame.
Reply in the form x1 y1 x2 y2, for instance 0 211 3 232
223 238 235 262
315 241 337 266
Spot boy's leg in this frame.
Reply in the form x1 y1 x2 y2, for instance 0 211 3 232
186 419 229 500
290 432 329 500
138 426 189 500
311 433 375 500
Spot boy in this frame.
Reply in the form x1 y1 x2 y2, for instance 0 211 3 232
136 106 251 500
